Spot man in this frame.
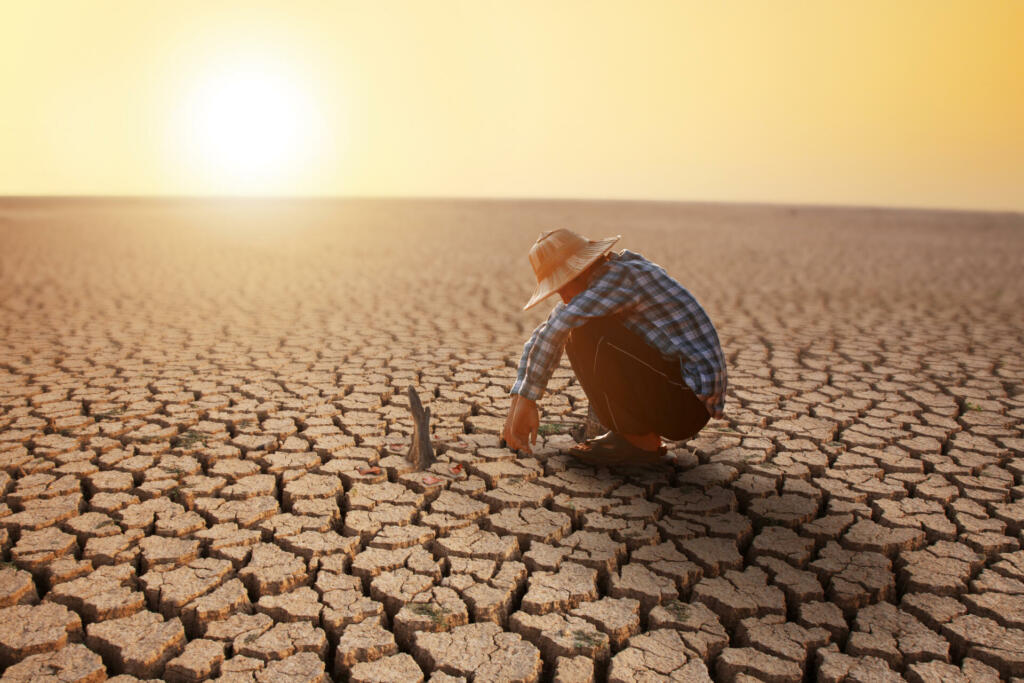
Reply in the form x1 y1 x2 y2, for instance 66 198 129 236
503 229 726 465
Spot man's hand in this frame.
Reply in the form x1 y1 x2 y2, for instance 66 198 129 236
699 393 724 420
503 394 539 454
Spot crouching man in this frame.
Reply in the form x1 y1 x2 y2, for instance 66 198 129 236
503 229 727 465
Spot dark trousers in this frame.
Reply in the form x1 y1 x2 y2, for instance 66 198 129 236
565 316 710 441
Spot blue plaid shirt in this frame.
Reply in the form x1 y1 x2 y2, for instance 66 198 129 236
511 250 727 413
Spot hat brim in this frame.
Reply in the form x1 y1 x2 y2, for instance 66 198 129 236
523 235 620 311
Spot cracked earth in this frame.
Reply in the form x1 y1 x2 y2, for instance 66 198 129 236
0 198 1021 682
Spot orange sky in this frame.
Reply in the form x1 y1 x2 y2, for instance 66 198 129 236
1 1 1022 210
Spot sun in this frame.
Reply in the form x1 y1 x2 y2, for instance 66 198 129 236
180 62 319 194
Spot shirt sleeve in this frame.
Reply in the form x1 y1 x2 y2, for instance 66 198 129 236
510 265 637 400
677 310 728 412
510 321 547 399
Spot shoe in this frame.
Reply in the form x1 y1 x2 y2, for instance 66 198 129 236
569 431 667 466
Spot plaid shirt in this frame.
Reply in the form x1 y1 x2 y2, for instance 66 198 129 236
511 250 727 413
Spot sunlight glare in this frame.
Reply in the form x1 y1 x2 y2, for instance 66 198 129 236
181 61 319 194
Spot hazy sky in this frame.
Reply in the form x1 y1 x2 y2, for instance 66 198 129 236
2 1 1022 210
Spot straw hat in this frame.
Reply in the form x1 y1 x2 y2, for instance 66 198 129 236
523 229 620 310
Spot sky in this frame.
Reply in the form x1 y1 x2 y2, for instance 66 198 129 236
1 1 1022 211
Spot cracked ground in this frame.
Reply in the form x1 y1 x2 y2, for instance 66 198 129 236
0 198 1022 682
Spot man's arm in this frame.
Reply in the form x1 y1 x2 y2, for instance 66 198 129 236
504 323 547 454
681 323 727 419
509 321 548 400
509 319 564 402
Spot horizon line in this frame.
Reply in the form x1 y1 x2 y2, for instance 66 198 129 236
0 194 1021 217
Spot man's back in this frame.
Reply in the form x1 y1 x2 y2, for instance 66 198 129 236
505 229 726 461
